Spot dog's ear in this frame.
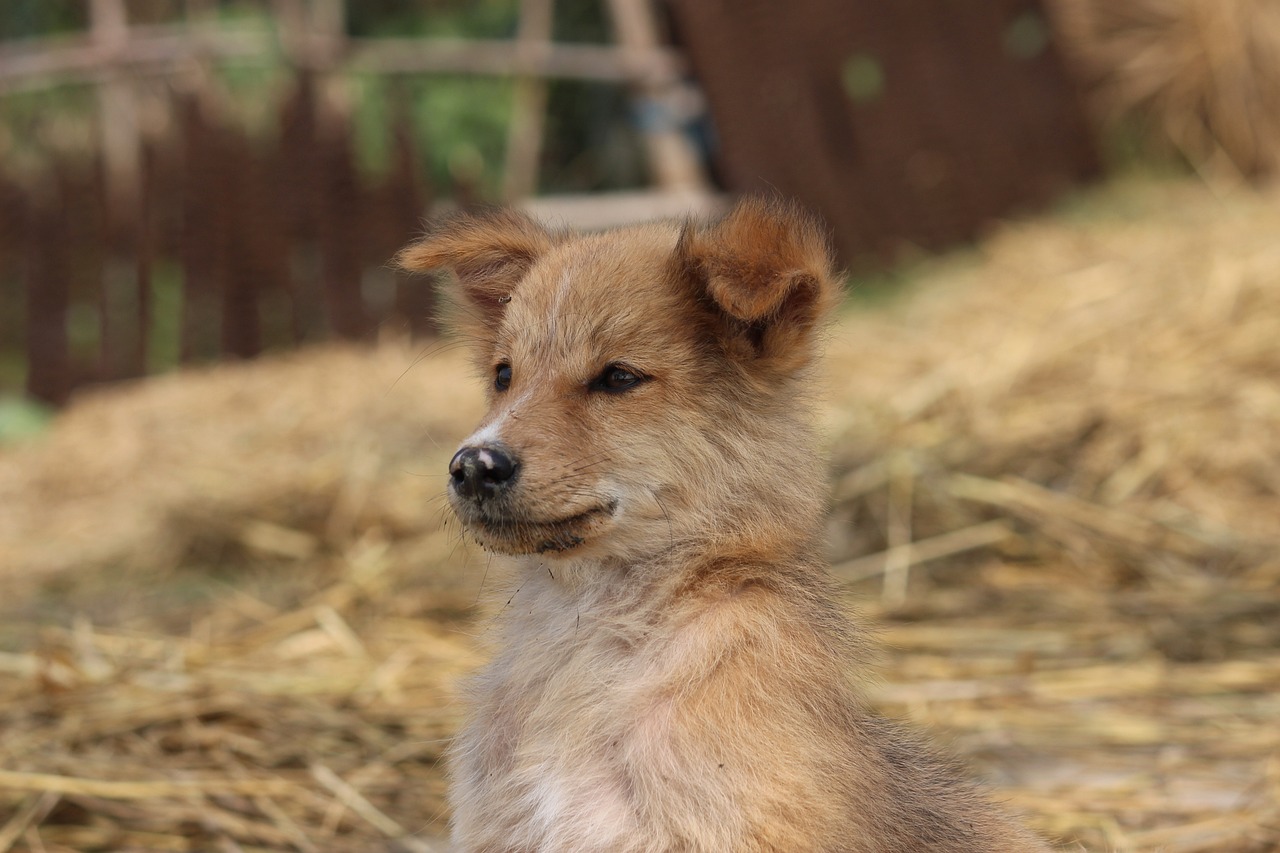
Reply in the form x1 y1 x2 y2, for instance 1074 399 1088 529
678 197 840 374
397 208 555 334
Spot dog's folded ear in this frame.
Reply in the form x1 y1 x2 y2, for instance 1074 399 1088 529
678 197 840 374
397 208 555 332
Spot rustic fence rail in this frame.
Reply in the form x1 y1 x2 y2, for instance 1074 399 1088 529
0 29 686 94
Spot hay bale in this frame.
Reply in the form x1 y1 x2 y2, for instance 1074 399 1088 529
2 177 1279 850
0 341 483 596
819 177 1280 850
1049 0 1280 180
825 177 1280 592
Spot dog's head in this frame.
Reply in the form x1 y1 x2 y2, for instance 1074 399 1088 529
399 198 839 562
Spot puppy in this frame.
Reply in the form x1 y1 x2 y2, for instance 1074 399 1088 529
399 199 1049 852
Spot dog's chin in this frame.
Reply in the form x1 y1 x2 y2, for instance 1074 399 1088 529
454 501 618 556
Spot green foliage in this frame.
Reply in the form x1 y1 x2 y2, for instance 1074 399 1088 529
347 0 518 39
0 86 98 170
348 73 515 198
220 64 296 142
0 395 54 444
540 79 647 193
0 0 84 40
842 54 885 105
147 262 185 375
1002 11 1049 61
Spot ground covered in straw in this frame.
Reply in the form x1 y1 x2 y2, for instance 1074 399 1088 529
2 177 1278 852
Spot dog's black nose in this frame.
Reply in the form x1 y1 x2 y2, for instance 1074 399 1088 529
449 445 519 500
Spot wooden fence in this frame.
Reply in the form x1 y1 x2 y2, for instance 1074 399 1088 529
1 0 1104 405
0 0 704 405
2 74 435 404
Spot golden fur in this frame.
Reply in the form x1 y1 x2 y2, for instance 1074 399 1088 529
399 199 1049 852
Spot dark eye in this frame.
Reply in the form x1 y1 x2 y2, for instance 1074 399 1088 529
592 364 644 393
495 363 512 391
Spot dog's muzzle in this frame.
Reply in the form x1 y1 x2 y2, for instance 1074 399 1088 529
449 444 519 502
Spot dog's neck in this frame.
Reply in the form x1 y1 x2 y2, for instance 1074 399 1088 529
509 512 828 607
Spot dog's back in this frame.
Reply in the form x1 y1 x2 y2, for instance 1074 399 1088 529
400 199 1048 852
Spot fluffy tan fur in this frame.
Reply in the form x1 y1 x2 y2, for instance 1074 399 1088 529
399 199 1049 852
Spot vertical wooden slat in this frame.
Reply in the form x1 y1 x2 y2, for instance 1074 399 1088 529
177 94 225 363
278 73 324 342
502 0 556 201
90 0 148 383
220 130 262 359
605 0 707 192
309 0 365 340
134 141 156 375
25 182 71 405
0 178 26 372
89 0 141 217
143 113 184 373
311 0 346 52
246 129 293 351
317 120 367 340
388 83 434 337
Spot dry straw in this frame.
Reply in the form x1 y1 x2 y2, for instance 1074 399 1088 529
1048 0 1280 180
2 178 1279 850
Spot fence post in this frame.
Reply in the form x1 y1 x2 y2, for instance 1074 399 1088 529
388 82 434 337
90 0 141 217
25 183 72 404
502 0 556 201
90 0 149 381
604 0 706 192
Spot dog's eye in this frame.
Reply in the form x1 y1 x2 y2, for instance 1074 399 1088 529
592 364 644 393
495 364 512 391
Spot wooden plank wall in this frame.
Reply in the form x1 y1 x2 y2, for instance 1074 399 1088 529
669 0 1101 264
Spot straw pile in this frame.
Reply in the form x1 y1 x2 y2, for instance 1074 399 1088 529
2 176 1279 851
822 176 1280 851
1048 0 1280 180
0 343 489 851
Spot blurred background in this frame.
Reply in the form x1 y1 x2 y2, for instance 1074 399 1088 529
2 2 1280 852
3 0 1277 409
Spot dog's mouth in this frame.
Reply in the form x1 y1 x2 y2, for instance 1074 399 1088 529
455 501 618 555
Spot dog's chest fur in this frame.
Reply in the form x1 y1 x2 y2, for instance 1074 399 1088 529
449 564 747 851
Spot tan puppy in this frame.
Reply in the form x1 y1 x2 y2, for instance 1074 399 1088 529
399 199 1048 852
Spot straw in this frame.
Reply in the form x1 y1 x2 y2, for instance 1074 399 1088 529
2 177 1279 850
